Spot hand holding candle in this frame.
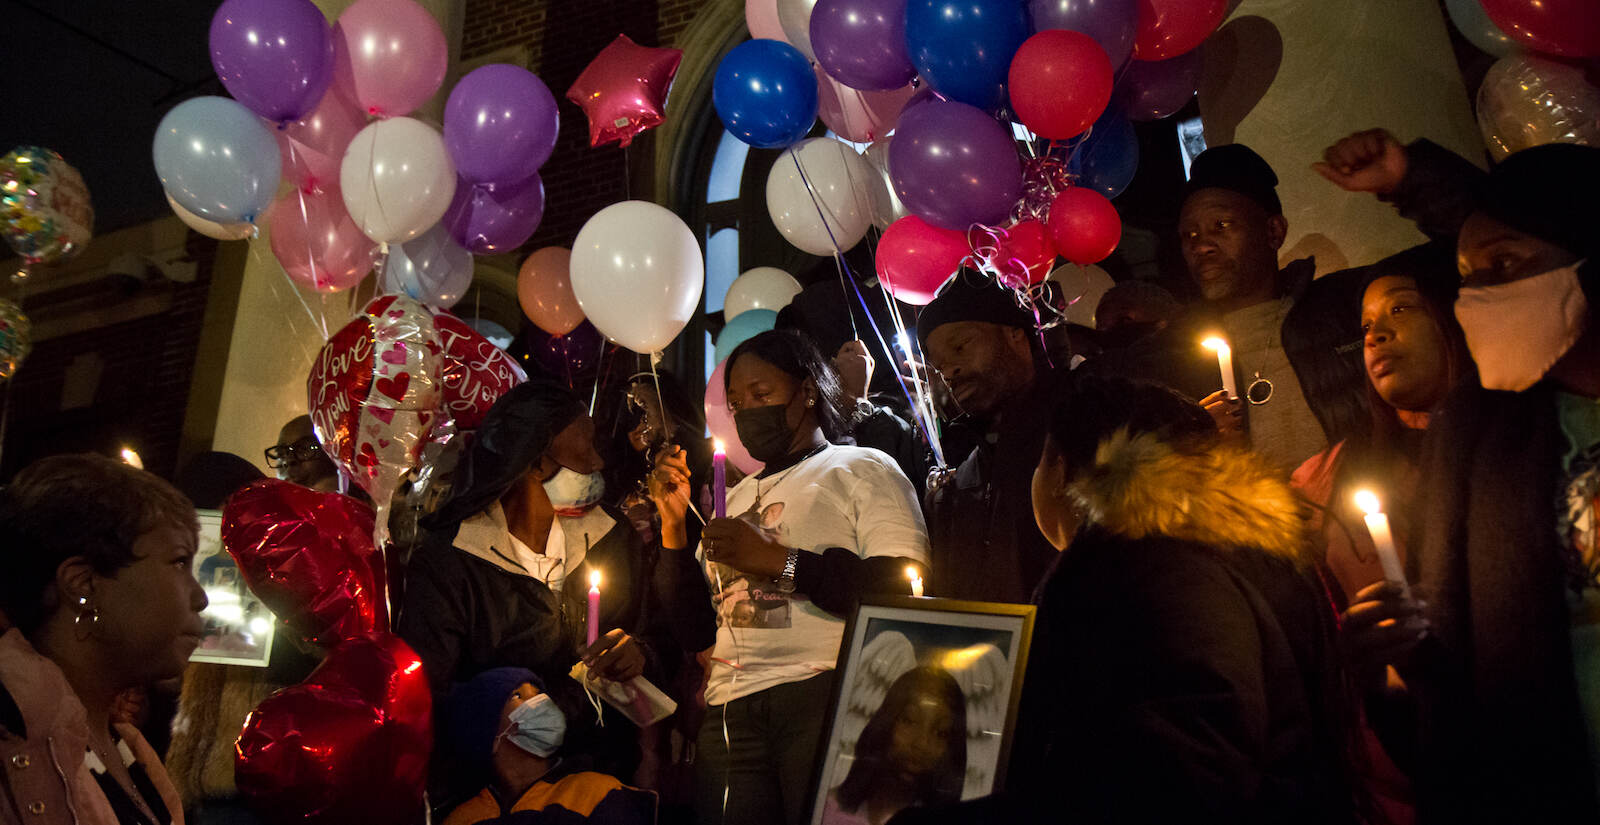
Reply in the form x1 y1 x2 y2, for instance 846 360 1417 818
906 565 924 598
1201 337 1238 399
587 569 602 646
713 440 727 519
1354 490 1411 600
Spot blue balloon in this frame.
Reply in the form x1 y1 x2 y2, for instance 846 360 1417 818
153 96 281 224
714 309 779 365
905 0 1030 110
714 40 819 149
1070 107 1138 199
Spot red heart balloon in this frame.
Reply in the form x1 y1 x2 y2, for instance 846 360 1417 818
221 479 386 647
432 310 527 431
236 633 433 825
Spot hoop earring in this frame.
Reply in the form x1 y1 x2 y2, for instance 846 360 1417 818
73 595 100 639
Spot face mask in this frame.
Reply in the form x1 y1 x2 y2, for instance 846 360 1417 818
542 466 606 516
734 395 800 463
500 693 566 758
1455 260 1589 392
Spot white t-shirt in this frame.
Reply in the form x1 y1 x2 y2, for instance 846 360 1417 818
700 444 930 705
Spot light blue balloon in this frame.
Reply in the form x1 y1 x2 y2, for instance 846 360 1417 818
1444 0 1516 58
153 96 281 224
714 309 778 365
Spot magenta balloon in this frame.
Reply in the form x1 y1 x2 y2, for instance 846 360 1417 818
332 0 448 118
442 174 546 255
444 64 560 184
1117 47 1202 121
209 0 335 122
1028 0 1138 70
811 0 916 91
889 100 1023 230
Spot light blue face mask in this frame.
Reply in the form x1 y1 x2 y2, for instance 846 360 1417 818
501 693 566 758
542 466 606 515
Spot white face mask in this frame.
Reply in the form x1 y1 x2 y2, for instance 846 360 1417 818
499 693 566 758
1454 260 1590 392
542 466 606 515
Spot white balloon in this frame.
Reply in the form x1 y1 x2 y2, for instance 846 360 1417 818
339 117 457 244
1047 262 1115 327
863 136 909 230
776 0 820 61
166 191 254 241
725 267 803 319
571 200 705 354
766 137 874 256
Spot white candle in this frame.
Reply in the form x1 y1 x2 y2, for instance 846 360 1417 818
1201 337 1237 399
1354 490 1411 599
906 566 924 598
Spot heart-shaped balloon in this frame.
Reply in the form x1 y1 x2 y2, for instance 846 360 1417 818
432 310 526 431
221 479 385 646
235 633 432 825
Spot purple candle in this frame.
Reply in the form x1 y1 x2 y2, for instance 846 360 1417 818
586 569 601 646
713 441 727 519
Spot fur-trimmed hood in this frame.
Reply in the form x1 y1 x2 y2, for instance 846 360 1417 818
1067 429 1307 562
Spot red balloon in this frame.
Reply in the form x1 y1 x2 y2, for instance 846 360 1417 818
221 479 385 646
432 310 527 430
1047 187 1121 265
876 215 972 305
1132 0 1226 60
976 220 1057 288
1480 0 1600 58
236 633 432 825
1007 30 1115 140
566 34 683 148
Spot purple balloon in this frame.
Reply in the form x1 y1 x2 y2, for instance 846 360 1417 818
889 100 1023 230
444 64 560 185
1029 0 1138 71
443 174 546 255
1117 48 1203 121
811 0 917 92
209 0 335 123
523 320 607 383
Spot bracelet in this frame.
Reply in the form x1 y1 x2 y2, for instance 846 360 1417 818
776 547 800 594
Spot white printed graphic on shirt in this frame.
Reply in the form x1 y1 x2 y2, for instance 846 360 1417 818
711 502 793 629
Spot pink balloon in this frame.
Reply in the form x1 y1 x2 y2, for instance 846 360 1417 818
333 0 448 118
565 34 683 149
747 0 788 41
268 187 378 292
706 359 763 475
816 67 916 143
278 85 368 193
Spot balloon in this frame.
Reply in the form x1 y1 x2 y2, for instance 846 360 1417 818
522 320 607 383
1444 0 1516 57
517 247 584 336
766 137 874 256
1029 0 1138 71
1132 0 1225 60
815 69 917 143
565 34 683 149
1476 53 1600 160
713 39 819 149
221 480 385 646
724 267 803 319
209 0 334 123
235 633 432 825
446 64 559 183
714 309 779 365
268 187 377 292
153 96 281 224
975 219 1056 288
706 359 763 474
862 136 910 228
442 173 545 255
889 100 1023 230
875 215 971 304
570 200 704 354
432 310 528 431
1008 29 1115 139
904 0 1030 110
331 0 448 117
748 0 787 41
1479 0 1600 59
811 0 916 91
339 117 456 244
277 83 368 193
1046 261 1114 326
1 146 93 265
777 0 822 60
1116 46 1201 120
380 223 474 306
166 192 254 241
1070 106 1139 198
467 318 515 349
0 300 31 381
1047 187 1121 264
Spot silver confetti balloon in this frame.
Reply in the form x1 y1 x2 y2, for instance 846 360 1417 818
0 299 31 381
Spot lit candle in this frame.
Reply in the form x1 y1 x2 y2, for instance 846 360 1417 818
1201 337 1237 399
906 566 924 598
1354 490 1411 599
119 447 143 470
587 569 602 646
713 440 727 519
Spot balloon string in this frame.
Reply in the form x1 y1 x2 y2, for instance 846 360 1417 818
588 335 606 415
251 238 327 353
0 374 13 471
786 149 861 340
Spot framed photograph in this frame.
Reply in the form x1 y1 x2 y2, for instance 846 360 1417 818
189 510 275 667
810 597 1035 825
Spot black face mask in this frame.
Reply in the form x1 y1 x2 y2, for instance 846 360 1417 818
734 395 799 463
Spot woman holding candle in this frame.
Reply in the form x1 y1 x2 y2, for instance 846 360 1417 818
695 330 930 825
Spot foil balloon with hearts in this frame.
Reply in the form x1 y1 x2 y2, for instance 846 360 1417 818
308 294 443 547
431 310 527 432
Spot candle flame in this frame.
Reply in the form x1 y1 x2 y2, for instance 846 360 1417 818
1353 489 1381 516
714 439 726 454
905 565 921 581
589 569 602 589
1201 336 1230 354
119 447 143 470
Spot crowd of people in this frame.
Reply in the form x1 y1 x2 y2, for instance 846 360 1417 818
0 127 1595 825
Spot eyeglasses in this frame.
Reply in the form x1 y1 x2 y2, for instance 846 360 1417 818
264 437 323 469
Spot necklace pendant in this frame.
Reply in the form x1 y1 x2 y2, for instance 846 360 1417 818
1246 372 1274 406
